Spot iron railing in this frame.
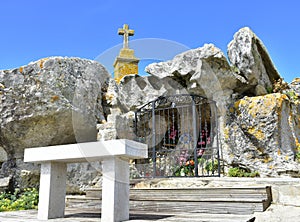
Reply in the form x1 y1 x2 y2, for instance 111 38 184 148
134 94 220 178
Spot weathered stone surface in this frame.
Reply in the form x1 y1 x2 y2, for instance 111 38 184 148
0 57 109 155
254 204 300 222
144 39 281 119
145 31 281 99
144 44 249 119
290 78 300 96
0 57 110 187
288 80 300 151
19 170 40 189
115 111 136 140
98 75 184 141
223 93 299 176
67 162 102 194
0 176 12 192
227 27 280 95
117 74 182 111
145 43 245 98
97 122 117 141
0 146 7 163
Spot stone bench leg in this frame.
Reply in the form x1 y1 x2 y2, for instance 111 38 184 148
37 162 67 220
101 157 129 222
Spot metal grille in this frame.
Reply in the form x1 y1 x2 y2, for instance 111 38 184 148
134 94 220 178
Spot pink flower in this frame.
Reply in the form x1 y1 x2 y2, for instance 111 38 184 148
169 126 177 140
198 149 205 156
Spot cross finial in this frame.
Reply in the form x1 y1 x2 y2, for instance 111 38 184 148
118 24 134 49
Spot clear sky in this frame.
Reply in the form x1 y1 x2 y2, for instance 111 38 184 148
0 0 299 83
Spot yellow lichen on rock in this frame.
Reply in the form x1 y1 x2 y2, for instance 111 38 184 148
277 149 281 156
233 99 242 110
223 127 229 140
38 58 49 69
296 139 300 149
248 127 265 140
263 156 273 163
228 91 298 176
234 93 289 118
50 95 60 103
114 56 139 84
104 93 114 102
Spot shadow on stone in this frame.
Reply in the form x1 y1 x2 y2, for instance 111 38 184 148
129 213 173 220
64 212 172 220
64 212 101 218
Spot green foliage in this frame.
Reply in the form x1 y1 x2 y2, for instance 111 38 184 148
173 158 219 176
204 159 219 173
230 65 240 74
285 90 298 102
228 167 260 177
266 86 273 94
0 188 38 212
174 159 195 176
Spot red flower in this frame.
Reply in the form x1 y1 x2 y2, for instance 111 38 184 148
185 160 194 166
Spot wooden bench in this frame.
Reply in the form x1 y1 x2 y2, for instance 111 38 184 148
24 139 147 221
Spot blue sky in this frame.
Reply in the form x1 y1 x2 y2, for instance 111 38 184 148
0 1 299 83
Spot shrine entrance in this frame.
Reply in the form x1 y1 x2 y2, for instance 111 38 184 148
134 94 220 178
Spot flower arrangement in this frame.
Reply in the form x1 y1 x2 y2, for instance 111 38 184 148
174 157 219 176
197 129 211 147
132 127 216 178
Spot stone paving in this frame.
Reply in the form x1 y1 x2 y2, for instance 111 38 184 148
1 204 300 222
1 177 300 221
0 208 255 222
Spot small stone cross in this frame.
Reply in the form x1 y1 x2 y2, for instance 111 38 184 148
118 24 134 49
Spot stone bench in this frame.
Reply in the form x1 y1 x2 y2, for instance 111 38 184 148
24 139 147 222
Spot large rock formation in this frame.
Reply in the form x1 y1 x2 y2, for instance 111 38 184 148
146 28 281 99
109 27 299 177
0 27 299 192
0 57 110 189
227 27 280 95
224 93 298 176
145 43 242 102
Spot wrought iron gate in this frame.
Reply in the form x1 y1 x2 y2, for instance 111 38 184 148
134 94 220 178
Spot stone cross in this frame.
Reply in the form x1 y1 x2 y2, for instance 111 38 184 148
118 24 134 49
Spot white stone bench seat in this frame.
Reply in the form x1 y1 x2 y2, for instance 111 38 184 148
24 139 147 222
24 140 147 163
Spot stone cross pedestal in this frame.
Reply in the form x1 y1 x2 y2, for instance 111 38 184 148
24 139 148 222
114 24 139 83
